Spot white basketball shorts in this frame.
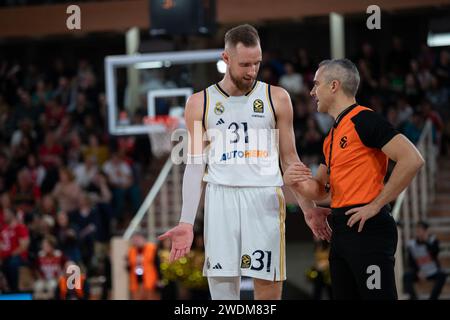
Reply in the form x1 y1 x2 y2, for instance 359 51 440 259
203 183 286 281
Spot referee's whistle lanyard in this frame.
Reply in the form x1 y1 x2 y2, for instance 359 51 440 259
324 126 334 193
325 103 358 194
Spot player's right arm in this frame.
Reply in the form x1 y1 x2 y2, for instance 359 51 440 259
158 91 206 262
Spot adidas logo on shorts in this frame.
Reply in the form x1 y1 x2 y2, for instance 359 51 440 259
216 118 225 125
212 263 223 269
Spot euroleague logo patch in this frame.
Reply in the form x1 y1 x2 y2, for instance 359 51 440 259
241 254 251 269
340 136 348 148
253 99 264 113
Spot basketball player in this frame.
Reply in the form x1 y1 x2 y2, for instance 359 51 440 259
284 59 424 299
158 24 330 300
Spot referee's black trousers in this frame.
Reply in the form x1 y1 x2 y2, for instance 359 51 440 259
329 204 398 300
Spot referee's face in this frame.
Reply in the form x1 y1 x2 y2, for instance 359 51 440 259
310 67 331 113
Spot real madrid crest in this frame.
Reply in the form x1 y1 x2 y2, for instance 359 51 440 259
214 102 225 115
253 99 264 113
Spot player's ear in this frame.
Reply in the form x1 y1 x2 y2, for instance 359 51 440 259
222 51 230 65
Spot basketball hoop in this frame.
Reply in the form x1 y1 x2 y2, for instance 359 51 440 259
144 116 180 158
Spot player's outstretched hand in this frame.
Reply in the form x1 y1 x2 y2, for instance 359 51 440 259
283 163 312 186
158 222 194 262
304 207 332 242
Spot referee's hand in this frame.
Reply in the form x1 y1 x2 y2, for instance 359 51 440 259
345 204 380 232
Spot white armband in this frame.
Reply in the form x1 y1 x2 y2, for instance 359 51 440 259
179 154 206 225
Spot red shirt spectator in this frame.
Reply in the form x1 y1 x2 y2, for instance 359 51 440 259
36 237 66 280
39 131 64 169
0 209 29 260
45 100 66 129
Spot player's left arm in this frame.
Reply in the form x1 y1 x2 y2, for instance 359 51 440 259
271 85 315 211
272 86 331 240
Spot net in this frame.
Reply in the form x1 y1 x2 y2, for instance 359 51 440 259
145 116 180 158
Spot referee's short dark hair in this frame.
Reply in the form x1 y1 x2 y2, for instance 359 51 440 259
318 58 360 97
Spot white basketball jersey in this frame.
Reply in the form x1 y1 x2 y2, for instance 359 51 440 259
202 81 283 187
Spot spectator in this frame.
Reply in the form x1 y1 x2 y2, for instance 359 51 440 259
299 117 323 166
31 79 52 109
426 77 448 113
71 193 99 270
56 260 89 300
13 88 42 126
85 171 113 241
402 111 425 144
103 152 139 222
0 208 30 292
421 99 444 145
33 235 65 299
10 118 36 149
52 167 82 213
26 153 46 188
38 194 57 218
0 193 13 228
52 76 73 109
127 232 160 300
38 131 63 169
10 168 41 217
54 211 81 264
295 48 314 77
44 98 65 130
11 133 35 170
279 62 304 96
74 154 98 189
387 36 411 77
65 130 84 169
434 50 450 89
403 221 448 300
396 95 414 127
70 92 92 125
83 134 109 166
0 152 15 194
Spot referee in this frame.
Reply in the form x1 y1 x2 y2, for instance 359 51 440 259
285 59 424 300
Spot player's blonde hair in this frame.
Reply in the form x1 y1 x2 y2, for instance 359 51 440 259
224 24 260 49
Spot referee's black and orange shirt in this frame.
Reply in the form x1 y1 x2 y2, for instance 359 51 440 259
323 104 399 208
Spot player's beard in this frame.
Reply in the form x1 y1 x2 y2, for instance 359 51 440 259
229 69 254 92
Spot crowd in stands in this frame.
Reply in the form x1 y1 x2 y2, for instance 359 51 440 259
0 57 145 298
